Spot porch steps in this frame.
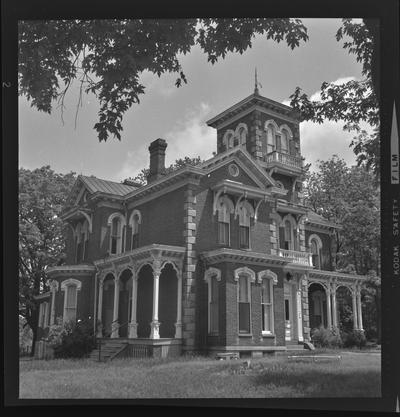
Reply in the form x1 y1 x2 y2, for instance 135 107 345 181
89 339 128 362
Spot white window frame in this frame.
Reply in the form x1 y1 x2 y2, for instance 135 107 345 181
308 234 323 269
107 212 126 255
234 123 248 146
217 195 234 246
237 200 254 250
257 270 278 335
234 267 255 335
279 214 298 251
222 129 235 150
61 278 82 323
264 120 280 154
204 267 222 335
128 209 142 250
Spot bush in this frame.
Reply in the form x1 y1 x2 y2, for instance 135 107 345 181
341 329 367 349
311 326 343 348
51 319 96 359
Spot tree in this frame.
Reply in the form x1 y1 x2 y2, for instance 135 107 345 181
19 166 76 355
18 19 308 142
304 156 380 340
289 19 380 176
126 155 204 186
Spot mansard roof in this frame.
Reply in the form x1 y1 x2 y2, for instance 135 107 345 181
206 92 301 128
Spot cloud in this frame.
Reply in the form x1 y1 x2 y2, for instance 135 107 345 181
163 102 216 165
114 102 216 181
282 76 372 170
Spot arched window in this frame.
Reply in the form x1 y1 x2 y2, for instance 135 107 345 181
217 196 234 245
309 234 323 269
222 130 235 151
235 123 248 146
61 279 82 323
258 270 277 335
75 220 89 263
204 268 221 335
38 301 50 328
107 213 126 255
237 200 254 249
281 129 289 154
234 267 255 334
129 210 142 250
266 125 275 154
279 215 297 250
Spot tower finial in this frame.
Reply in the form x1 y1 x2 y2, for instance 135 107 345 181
254 67 262 95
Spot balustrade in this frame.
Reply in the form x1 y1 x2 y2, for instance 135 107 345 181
265 151 303 169
278 249 312 266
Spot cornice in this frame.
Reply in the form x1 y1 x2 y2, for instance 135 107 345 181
45 264 96 276
309 269 366 281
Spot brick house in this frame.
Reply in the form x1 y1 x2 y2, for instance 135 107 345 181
35 87 366 359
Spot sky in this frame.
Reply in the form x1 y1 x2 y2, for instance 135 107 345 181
18 18 370 182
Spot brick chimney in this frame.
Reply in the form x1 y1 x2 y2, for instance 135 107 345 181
148 138 168 183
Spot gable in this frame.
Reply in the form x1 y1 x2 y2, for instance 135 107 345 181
200 147 277 190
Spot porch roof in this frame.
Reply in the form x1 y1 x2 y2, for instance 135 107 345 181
309 269 367 283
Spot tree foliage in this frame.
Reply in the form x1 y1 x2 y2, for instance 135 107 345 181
304 156 380 340
19 18 308 143
126 155 204 186
290 19 380 176
19 166 76 354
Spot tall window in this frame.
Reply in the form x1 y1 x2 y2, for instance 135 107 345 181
266 126 275 153
223 130 235 150
129 211 141 250
238 275 251 333
238 201 253 249
217 197 232 245
110 216 123 255
236 125 247 146
309 235 323 269
39 301 49 328
61 279 81 323
279 217 297 250
261 279 273 333
281 130 289 154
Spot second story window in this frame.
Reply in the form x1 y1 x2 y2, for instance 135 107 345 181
75 220 89 263
129 210 142 250
217 196 233 246
108 213 126 255
279 216 297 251
238 201 254 249
309 234 323 269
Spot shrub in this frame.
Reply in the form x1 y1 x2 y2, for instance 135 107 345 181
52 319 96 359
341 329 367 349
311 326 343 348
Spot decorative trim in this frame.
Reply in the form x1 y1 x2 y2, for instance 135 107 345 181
107 211 127 227
234 266 256 282
265 119 280 133
257 269 278 284
204 267 222 282
60 278 82 291
128 209 142 226
46 265 96 276
279 123 294 139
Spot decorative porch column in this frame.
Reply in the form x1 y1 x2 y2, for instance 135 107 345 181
128 274 138 338
111 277 120 338
331 280 338 328
96 278 104 337
49 280 59 325
352 286 358 330
356 284 364 331
325 283 332 329
174 271 183 338
150 266 161 339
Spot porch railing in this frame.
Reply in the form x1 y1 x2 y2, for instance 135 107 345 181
264 151 303 169
278 249 312 266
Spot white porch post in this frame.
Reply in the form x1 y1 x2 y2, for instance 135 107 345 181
331 281 338 328
175 271 183 338
50 281 58 325
111 277 120 338
128 274 138 338
325 284 332 329
352 286 358 330
97 278 104 337
296 287 304 342
356 285 364 331
150 267 161 339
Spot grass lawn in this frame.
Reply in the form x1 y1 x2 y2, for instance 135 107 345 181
19 350 381 399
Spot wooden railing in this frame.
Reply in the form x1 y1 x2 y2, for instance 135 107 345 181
265 151 303 169
278 249 312 266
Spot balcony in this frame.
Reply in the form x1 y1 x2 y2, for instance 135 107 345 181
278 249 312 266
264 151 303 170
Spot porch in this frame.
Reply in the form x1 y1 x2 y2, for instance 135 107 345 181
94 244 186 342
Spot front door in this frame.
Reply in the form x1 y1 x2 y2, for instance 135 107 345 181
284 283 294 341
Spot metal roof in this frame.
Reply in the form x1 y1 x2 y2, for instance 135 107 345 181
80 175 138 196
305 210 340 228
